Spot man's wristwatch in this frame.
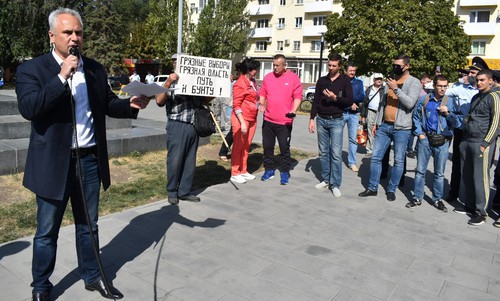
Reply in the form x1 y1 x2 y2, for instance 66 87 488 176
393 88 400 93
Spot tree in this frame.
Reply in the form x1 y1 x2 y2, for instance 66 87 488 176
130 0 191 63
325 0 470 79
83 1 125 72
189 0 250 60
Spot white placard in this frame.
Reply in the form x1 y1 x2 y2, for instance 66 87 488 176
176 54 232 98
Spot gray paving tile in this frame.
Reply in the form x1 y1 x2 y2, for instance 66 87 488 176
408 257 490 292
204 267 286 300
387 284 440 301
440 281 499 301
452 254 500 280
257 263 341 300
333 287 383 301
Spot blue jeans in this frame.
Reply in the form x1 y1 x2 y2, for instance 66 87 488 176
343 112 359 167
32 154 101 293
413 137 449 202
368 123 411 193
317 116 344 187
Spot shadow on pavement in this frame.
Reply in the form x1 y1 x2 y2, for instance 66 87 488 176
51 205 225 300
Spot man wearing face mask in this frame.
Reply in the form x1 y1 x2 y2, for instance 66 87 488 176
359 54 421 201
443 57 483 204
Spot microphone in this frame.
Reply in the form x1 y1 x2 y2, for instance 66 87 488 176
69 47 79 77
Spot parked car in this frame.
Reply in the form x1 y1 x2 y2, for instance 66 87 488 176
154 75 169 86
107 76 121 90
303 86 315 101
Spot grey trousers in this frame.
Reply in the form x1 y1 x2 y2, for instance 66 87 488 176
459 140 496 216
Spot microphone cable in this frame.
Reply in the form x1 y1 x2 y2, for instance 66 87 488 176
68 48 117 300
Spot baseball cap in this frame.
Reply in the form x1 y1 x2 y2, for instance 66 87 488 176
373 73 383 79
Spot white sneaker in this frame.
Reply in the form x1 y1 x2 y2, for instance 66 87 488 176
230 175 246 184
349 165 359 172
332 187 342 198
315 181 329 189
240 173 256 180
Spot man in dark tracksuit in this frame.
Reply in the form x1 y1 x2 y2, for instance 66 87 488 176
454 70 500 225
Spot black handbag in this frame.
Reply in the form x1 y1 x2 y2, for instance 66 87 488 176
193 106 216 137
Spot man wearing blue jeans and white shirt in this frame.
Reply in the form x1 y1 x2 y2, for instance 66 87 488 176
309 53 353 197
409 75 461 210
359 54 421 201
344 62 365 172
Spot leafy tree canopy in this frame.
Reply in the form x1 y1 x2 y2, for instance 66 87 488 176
326 0 470 80
188 0 250 60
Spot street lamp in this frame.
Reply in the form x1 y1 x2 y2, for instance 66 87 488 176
318 32 325 81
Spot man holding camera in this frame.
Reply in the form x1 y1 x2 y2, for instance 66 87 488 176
409 75 460 211
358 54 421 201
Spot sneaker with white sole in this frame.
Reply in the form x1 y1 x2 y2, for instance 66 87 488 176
240 173 256 180
230 175 246 184
349 165 359 172
332 187 341 198
315 181 329 189
261 170 275 181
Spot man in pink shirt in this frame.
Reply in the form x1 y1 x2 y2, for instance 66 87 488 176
258 54 302 185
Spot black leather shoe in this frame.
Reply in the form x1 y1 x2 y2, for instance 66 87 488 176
358 189 377 197
179 194 201 202
85 279 124 299
386 192 396 201
168 196 179 205
32 292 50 301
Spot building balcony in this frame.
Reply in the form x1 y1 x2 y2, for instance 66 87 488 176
303 25 327 37
248 27 273 38
464 22 496 36
459 0 498 7
304 1 333 13
248 4 273 16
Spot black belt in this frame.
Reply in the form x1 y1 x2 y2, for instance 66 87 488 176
368 108 377 113
318 113 343 119
383 121 394 125
71 146 97 158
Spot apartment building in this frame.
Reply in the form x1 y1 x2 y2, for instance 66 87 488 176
188 0 499 84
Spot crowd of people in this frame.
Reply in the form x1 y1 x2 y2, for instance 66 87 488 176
207 53 500 230
17 7 500 301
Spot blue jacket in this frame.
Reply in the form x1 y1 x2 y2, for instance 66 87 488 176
347 77 365 113
412 92 461 138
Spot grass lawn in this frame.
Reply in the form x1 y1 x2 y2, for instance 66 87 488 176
0 135 314 243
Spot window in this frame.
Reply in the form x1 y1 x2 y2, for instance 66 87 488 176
311 40 321 51
277 18 285 29
190 3 197 13
295 17 303 28
280 0 286 5
277 41 284 51
258 0 269 4
293 41 301 51
471 41 486 55
257 19 269 28
313 16 327 26
199 0 208 10
296 0 303 3
469 11 490 23
256 41 268 51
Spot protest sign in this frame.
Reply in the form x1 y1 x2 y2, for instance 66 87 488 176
176 54 232 98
